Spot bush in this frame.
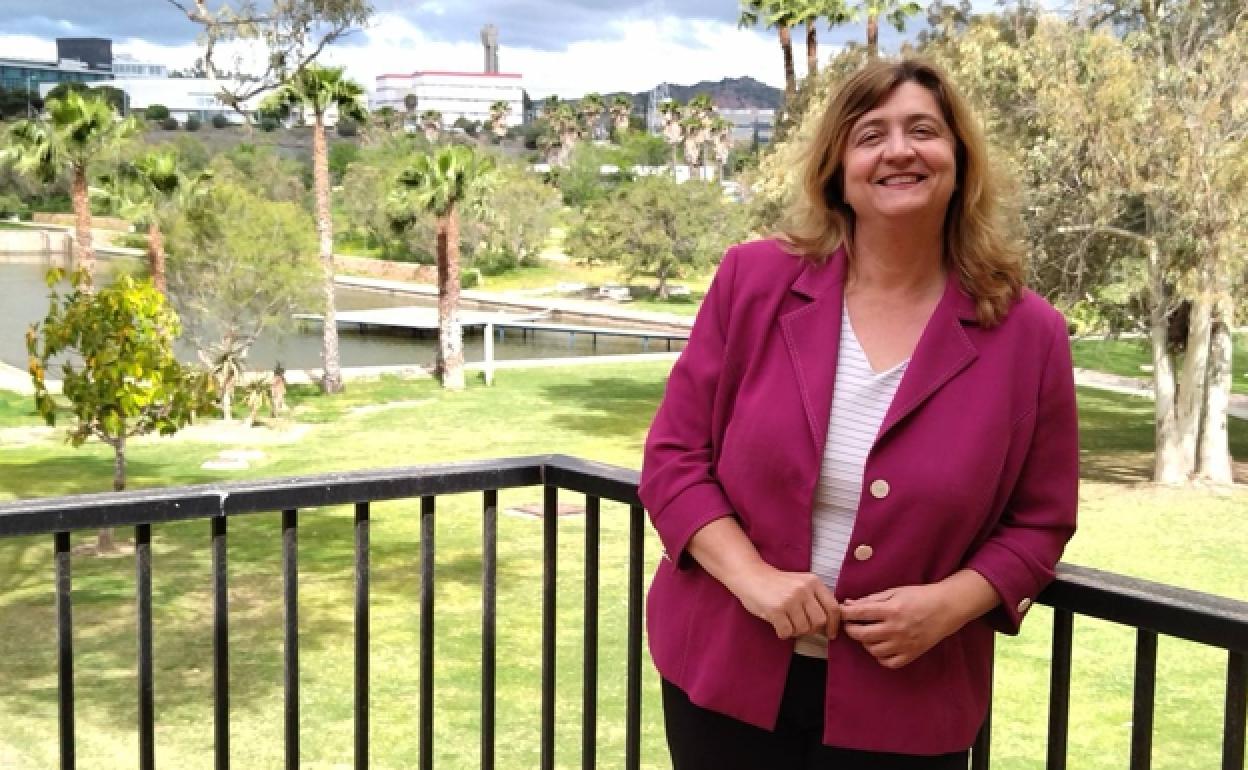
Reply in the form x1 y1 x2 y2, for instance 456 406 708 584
259 117 279 133
161 117 179 131
146 104 170 121
211 114 230 129
460 268 483 289
0 193 29 220
185 116 202 132
336 117 359 138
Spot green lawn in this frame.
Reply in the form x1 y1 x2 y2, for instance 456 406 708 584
0 365 1244 768
1072 333 1248 395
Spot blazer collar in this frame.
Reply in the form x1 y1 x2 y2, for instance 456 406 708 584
780 245 980 454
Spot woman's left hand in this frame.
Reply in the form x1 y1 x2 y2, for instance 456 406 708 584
839 585 956 669
841 570 1001 669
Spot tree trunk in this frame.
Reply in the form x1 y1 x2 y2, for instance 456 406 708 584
70 166 95 288
778 26 797 106
657 268 670 301
1148 239 1185 483
1175 275 1215 476
437 209 465 390
96 433 126 553
1196 287 1233 483
313 112 344 394
148 221 166 295
806 23 818 77
867 15 880 59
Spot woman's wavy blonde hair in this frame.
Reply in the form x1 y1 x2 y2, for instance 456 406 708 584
780 57 1022 327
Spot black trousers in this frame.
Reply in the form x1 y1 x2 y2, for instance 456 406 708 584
662 655 970 770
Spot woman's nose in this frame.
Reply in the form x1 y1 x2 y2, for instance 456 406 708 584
883 130 915 159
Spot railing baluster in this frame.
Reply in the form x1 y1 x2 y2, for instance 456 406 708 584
420 496 435 770
282 509 299 770
541 485 558 770
136 524 155 770
54 531 75 770
1130 629 1158 770
1047 609 1074 770
355 502 370 770
482 490 498 770
1225 651 1246 770
582 496 601 770
625 504 644 770
971 661 992 770
212 516 229 770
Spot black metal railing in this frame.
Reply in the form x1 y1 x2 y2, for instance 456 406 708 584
0 455 1245 770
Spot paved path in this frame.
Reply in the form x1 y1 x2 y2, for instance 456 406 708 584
1074 368 1248 421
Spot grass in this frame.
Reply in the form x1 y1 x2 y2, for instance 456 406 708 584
0 364 1245 769
1072 333 1248 395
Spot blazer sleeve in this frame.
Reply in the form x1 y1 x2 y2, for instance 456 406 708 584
638 245 741 567
966 312 1079 634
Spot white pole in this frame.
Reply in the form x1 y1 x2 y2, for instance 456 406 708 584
483 322 495 386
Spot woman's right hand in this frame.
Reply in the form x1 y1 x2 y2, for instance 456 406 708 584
730 562 842 640
686 517 841 640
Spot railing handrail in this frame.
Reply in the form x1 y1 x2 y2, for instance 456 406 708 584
0 454 1244 654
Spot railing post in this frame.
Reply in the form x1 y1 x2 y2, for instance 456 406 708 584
354 502 370 770
282 509 299 770
1047 609 1074 770
54 531 75 770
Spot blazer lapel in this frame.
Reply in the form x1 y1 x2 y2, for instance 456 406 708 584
877 274 979 442
780 248 848 454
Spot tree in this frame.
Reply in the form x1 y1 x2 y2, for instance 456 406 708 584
166 0 372 116
94 147 212 294
264 64 367 394
609 95 633 140
739 0 800 106
474 158 561 272
164 181 319 419
487 100 512 140
389 145 496 389
420 109 442 143
27 270 213 551
567 175 747 299
658 99 685 169
578 93 607 140
794 0 855 75
1 91 139 288
146 104 171 121
854 0 923 57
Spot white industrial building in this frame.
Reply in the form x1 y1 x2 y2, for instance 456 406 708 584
111 53 168 79
40 77 268 123
373 70 524 127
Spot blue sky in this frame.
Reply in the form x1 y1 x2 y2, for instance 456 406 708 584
0 0 916 97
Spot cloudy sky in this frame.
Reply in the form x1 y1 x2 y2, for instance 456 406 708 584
0 0 914 98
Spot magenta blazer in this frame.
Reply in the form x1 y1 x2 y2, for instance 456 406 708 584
639 239 1078 755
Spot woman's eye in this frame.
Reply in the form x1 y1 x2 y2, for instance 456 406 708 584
857 131 881 144
912 124 938 136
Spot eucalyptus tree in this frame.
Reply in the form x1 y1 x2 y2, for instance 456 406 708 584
609 94 633 139
578 92 607 140
739 0 801 104
95 148 212 294
264 64 367 394
1 91 138 287
389 145 496 389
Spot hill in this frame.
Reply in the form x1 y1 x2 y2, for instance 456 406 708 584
584 76 783 111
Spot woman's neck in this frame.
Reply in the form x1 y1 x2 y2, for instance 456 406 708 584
848 220 946 296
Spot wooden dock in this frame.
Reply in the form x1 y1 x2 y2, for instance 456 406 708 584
294 306 543 332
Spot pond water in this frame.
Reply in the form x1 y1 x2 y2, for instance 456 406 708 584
0 260 681 371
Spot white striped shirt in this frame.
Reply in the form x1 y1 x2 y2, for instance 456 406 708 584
795 302 907 659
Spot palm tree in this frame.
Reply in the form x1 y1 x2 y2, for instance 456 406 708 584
658 99 685 169
794 0 855 75
264 64 367 394
94 148 211 294
487 100 512 140
578 92 607 140
552 104 583 166
855 0 922 57
390 146 495 389
711 117 736 179
420 109 443 143
739 0 801 106
1 91 137 288
609 95 632 140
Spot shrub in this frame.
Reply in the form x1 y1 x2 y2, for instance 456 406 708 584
185 116 202 132
161 117 179 131
211 114 230 129
0 193 29 220
146 104 170 121
259 117 279 133
336 117 359 138
461 268 483 289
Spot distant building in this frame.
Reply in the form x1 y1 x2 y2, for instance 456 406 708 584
0 37 119 101
55 38 113 73
718 108 776 144
70 78 269 124
373 71 524 127
112 53 168 79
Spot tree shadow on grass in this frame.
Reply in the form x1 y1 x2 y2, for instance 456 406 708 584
541 377 667 438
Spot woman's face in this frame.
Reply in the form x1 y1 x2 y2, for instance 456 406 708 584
840 81 957 229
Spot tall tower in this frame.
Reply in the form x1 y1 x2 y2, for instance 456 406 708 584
481 25 500 74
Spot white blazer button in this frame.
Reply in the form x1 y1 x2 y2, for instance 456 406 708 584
869 479 890 499
1017 598 1032 614
853 544 874 561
